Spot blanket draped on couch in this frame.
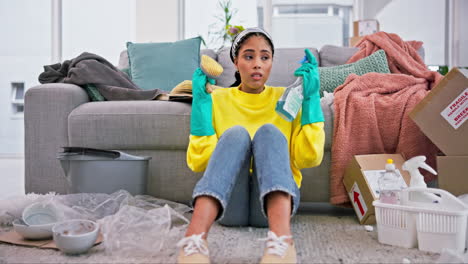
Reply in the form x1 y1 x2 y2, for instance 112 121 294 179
330 32 443 206
39 52 165 101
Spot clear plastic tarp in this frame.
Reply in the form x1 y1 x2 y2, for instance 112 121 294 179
0 190 190 256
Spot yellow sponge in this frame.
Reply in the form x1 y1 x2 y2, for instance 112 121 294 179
201 55 223 79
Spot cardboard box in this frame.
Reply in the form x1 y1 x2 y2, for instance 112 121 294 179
343 154 411 225
437 156 468 196
409 68 468 156
353 19 380 37
409 67 468 196
349 36 364 47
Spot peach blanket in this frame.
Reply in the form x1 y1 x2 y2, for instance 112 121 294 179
330 32 442 206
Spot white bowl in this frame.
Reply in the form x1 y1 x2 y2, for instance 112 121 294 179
13 219 54 240
52 219 99 255
22 202 58 226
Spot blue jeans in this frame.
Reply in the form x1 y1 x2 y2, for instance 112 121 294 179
192 124 300 227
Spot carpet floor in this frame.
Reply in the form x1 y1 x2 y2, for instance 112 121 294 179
0 205 439 264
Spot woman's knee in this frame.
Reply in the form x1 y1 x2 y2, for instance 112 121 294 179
253 124 284 142
221 125 251 146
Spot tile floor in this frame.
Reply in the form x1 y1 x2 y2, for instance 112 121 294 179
0 155 25 199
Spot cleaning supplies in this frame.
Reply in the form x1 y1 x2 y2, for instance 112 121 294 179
275 77 303 121
402 155 440 204
276 49 323 124
190 55 224 136
378 159 406 204
200 55 223 79
402 155 437 188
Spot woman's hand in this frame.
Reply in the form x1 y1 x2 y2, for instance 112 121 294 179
191 68 215 136
294 49 324 125
205 83 222 94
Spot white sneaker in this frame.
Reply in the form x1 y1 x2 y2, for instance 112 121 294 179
176 232 210 264
259 231 297 264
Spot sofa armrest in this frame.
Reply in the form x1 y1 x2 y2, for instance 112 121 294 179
24 83 89 194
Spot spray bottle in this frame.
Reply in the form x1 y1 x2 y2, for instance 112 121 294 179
402 155 440 203
275 54 311 121
378 159 405 204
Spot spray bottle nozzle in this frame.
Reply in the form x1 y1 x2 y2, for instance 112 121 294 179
402 156 437 188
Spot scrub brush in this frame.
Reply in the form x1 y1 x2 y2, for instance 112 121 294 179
200 55 224 93
200 55 223 79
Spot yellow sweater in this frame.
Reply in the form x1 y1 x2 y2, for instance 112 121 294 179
186 85 325 188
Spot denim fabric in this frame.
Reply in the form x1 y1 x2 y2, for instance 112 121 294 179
192 124 300 227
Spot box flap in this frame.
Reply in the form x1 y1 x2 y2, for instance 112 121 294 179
437 156 468 196
409 68 468 155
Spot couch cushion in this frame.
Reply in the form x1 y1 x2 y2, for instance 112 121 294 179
126 37 201 91
68 98 333 152
68 101 191 150
319 45 359 67
200 49 217 60
216 47 320 88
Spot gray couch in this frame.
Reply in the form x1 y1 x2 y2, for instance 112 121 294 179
24 45 381 204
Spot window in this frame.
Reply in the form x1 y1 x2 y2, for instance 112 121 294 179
259 0 353 48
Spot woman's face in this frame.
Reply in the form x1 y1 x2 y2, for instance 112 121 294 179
234 35 273 94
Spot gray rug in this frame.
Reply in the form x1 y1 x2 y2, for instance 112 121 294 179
0 206 439 263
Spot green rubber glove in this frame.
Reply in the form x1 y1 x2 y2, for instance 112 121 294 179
190 68 215 136
294 49 324 126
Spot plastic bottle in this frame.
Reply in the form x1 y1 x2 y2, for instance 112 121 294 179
378 159 404 204
275 77 303 121
275 54 309 121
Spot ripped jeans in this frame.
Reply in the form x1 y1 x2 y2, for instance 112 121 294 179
191 124 300 227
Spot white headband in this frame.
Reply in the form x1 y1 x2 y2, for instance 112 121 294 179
230 27 274 62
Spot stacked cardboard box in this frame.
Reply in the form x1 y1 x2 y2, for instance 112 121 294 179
349 19 379 47
409 67 468 196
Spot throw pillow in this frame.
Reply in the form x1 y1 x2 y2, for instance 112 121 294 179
83 84 105 101
126 37 202 91
319 49 390 97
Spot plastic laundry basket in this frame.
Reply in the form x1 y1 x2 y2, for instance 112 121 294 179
57 147 151 195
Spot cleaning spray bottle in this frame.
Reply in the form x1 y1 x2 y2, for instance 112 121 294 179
378 159 405 204
402 155 440 204
275 55 308 121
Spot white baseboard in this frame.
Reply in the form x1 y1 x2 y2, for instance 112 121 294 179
0 153 24 159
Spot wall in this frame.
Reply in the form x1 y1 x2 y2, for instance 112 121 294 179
457 0 468 66
371 0 446 65
135 0 179 42
62 0 135 65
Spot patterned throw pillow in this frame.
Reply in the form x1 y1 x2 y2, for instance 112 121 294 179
319 49 390 97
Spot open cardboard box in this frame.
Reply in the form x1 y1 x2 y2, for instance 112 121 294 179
343 154 411 225
409 67 468 196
